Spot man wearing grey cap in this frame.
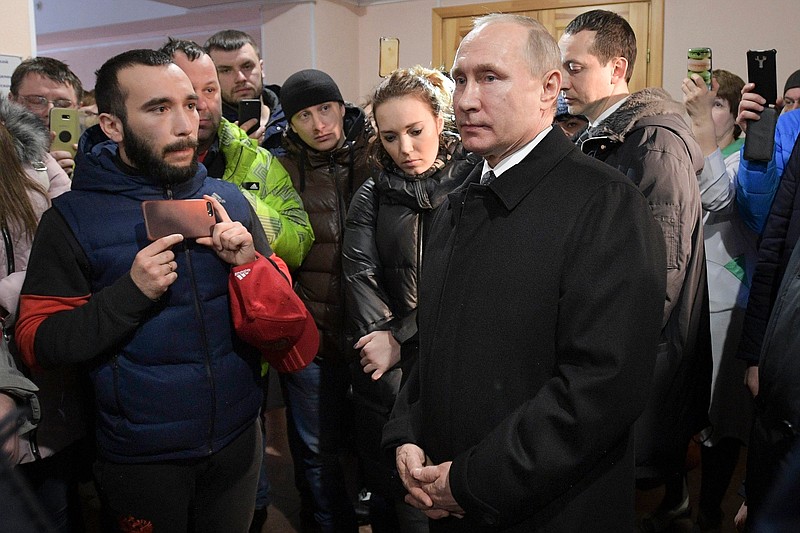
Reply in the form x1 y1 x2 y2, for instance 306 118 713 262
276 69 373 532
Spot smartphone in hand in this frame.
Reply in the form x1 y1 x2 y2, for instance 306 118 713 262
747 49 778 104
50 107 80 156
688 47 712 89
142 199 216 240
238 99 261 135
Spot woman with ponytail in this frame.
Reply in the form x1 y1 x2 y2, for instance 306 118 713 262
343 66 479 531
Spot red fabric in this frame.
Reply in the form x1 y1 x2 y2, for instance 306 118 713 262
16 293 90 370
229 252 318 372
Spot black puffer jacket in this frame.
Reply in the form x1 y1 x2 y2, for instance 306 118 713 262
279 105 373 362
343 136 480 408
738 133 800 365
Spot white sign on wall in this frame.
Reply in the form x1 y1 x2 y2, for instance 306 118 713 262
0 54 22 98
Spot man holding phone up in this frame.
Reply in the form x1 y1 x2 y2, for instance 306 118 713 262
9 57 84 177
205 29 288 157
14 49 317 532
159 38 314 271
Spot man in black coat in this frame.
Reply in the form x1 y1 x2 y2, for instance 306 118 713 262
382 13 667 532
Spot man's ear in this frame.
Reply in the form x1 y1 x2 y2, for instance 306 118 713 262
610 57 629 85
99 113 124 143
542 69 562 104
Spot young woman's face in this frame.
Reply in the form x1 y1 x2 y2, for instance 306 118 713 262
374 95 444 175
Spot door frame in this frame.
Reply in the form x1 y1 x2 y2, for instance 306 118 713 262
432 0 664 88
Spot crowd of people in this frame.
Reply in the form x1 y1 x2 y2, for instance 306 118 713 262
2 9 800 533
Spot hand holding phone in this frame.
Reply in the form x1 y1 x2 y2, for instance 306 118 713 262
743 49 779 162
50 107 80 156
142 199 216 240
238 99 261 135
747 49 778 104
687 48 712 89
195 195 256 266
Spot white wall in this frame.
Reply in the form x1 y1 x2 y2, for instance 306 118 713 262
35 4 264 90
662 0 800 99
28 0 800 105
2 0 36 59
357 0 434 105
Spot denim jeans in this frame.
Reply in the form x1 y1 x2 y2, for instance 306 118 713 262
280 358 357 532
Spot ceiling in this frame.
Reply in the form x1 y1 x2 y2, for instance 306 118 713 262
152 0 262 6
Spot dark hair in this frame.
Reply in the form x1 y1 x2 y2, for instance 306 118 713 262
713 69 745 140
159 37 207 61
0 122 48 240
94 49 172 120
81 89 96 106
204 29 260 58
563 10 637 83
10 57 84 105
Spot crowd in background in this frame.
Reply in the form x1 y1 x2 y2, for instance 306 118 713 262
2 8 800 533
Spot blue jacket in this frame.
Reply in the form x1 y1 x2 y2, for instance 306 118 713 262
18 126 266 462
738 128 800 365
737 109 800 233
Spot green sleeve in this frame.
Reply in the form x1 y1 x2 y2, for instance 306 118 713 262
218 119 314 270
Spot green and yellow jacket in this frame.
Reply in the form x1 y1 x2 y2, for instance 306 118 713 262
207 118 314 270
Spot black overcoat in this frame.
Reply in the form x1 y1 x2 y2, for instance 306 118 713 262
384 129 667 532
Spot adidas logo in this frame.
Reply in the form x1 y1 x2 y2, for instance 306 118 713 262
235 268 251 280
243 182 260 191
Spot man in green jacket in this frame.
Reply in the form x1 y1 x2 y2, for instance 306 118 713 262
159 38 313 270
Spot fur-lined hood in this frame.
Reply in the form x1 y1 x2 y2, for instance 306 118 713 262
583 88 689 142
0 95 50 166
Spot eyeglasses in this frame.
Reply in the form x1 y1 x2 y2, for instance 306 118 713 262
16 95 75 111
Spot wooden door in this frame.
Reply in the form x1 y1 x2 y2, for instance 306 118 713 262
433 0 663 93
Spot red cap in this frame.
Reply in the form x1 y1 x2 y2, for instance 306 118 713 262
229 256 319 373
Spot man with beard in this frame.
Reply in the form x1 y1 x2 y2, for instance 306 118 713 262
159 38 313 271
205 29 288 156
14 49 318 532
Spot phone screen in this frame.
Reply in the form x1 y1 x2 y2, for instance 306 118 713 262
238 99 261 135
688 48 712 89
747 49 778 104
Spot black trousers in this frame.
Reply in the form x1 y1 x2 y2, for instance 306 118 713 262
94 420 261 533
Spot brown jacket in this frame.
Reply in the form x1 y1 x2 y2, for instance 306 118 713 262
279 105 373 362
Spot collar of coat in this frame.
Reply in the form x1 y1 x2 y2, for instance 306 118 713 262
582 88 687 144
451 128 576 213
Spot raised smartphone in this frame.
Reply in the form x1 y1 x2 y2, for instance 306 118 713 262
238 98 261 135
142 199 216 240
687 47 712 89
49 107 80 156
747 49 778 104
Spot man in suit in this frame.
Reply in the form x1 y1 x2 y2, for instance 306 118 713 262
382 14 667 531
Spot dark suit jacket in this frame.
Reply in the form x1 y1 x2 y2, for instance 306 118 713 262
384 128 667 532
